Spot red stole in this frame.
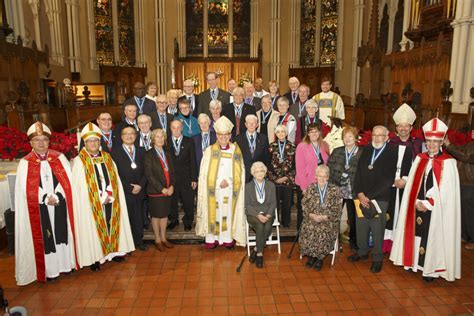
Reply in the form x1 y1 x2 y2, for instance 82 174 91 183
402 151 451 267
24 150 78 282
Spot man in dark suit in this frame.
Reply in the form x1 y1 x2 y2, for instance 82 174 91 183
235 114 269 182
290 84 310 118
150 94 174 136
114 104 139 146
192 113 216 172
136 114 152 151
198 72 230 115
221 86 257 138
167 120 198 231
283 76 301 105
350 125 398 273
243 82 262 111
111 126 148 251
179 79 200 118
123 82 155 115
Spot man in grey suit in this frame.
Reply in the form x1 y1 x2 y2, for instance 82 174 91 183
198 72 230 115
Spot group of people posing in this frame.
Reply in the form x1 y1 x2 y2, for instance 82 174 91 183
15 73 463 286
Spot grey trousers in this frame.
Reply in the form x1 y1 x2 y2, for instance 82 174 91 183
247 215 274 253
356 200 388 262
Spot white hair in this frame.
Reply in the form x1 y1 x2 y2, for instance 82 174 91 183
245 114 258 123
198 113 211 125
250 161 268 177
274 124 288 135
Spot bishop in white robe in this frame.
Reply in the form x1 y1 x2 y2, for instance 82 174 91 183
15 122 78 285
72 123 135 271
195 116 246 248
390 118 461 282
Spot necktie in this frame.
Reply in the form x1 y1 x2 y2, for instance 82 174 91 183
129 146 133 156
144 135 148 149
211 89 216 100
292 92 297 103
250 135 255 158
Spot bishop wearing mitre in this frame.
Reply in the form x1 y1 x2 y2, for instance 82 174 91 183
15 122 78 285
72 123 135 271
195 116 246 249
390 118 461 282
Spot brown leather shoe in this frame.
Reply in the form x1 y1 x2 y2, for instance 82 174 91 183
163 240 174 248
155 242 166 252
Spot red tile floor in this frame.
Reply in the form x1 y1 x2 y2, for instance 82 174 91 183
1 242 474 315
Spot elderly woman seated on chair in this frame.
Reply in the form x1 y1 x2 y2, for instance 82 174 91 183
299 164 342 271
245 161 277 268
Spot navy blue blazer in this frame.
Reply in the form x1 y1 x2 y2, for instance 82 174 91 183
235 132 270 182
192 132 217 170
221 103 257 139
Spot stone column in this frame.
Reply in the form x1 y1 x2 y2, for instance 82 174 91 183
450 0 473 113
65 0 81 72
270 0 281 81
86 0 97 70
386 8 396 54
28 0 41 49
177 0 186 58
134 0 146 66
350 0 364 102
229 0 233 58
336 0 345 70
155 0 167 92
203 1 208 58
399 0 412 51
250 0 259 58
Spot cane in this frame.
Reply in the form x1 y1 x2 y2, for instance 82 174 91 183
236 252 247 272
287 225 302 259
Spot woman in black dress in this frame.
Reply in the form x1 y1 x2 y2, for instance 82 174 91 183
144 128 175 251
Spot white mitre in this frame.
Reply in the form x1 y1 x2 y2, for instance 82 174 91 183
27 122 51 139
214 116 234 134
393 103 416 125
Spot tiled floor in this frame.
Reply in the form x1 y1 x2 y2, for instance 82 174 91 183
1 242 474 315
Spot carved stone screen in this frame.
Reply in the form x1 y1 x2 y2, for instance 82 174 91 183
232 0 250 56
118 0 136 66
208 0 229 56
186 0 204 56
94 0 114 65
300 0 317 66
319 0 338 65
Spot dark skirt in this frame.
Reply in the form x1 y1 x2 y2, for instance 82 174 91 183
148 195 170 218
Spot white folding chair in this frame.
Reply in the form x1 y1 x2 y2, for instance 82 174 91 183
246 208 281 256
300 235 339 266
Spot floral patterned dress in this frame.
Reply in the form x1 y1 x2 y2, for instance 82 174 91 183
299 183 343 259
267 140 296 186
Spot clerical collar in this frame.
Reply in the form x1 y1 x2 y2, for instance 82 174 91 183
88 151 101 158
34 151 49 161
220 144 230 150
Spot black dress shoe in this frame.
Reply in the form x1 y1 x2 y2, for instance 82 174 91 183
370 261 383 273
112 256 125 263
255 256 263 268
225 244 235 250
423 276 435 283
137 244 148 251
347 254 369 262
313 259 323 271
306 257 316 267
184 225 192 231
90 262 101 271
167 220 179 230
249 250 257 263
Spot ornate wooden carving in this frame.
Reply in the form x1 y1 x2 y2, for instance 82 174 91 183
288 67 335 96
99 65 147 102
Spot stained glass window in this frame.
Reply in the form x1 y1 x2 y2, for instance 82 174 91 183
320 0 338 65
186 0 204 56
233 0 250 56
117 0 135 66
94 0 114 65
208 0 229 56
300 0 317 66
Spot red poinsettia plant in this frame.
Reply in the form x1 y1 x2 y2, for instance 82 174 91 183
0 126 32 161
0 126 78 161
